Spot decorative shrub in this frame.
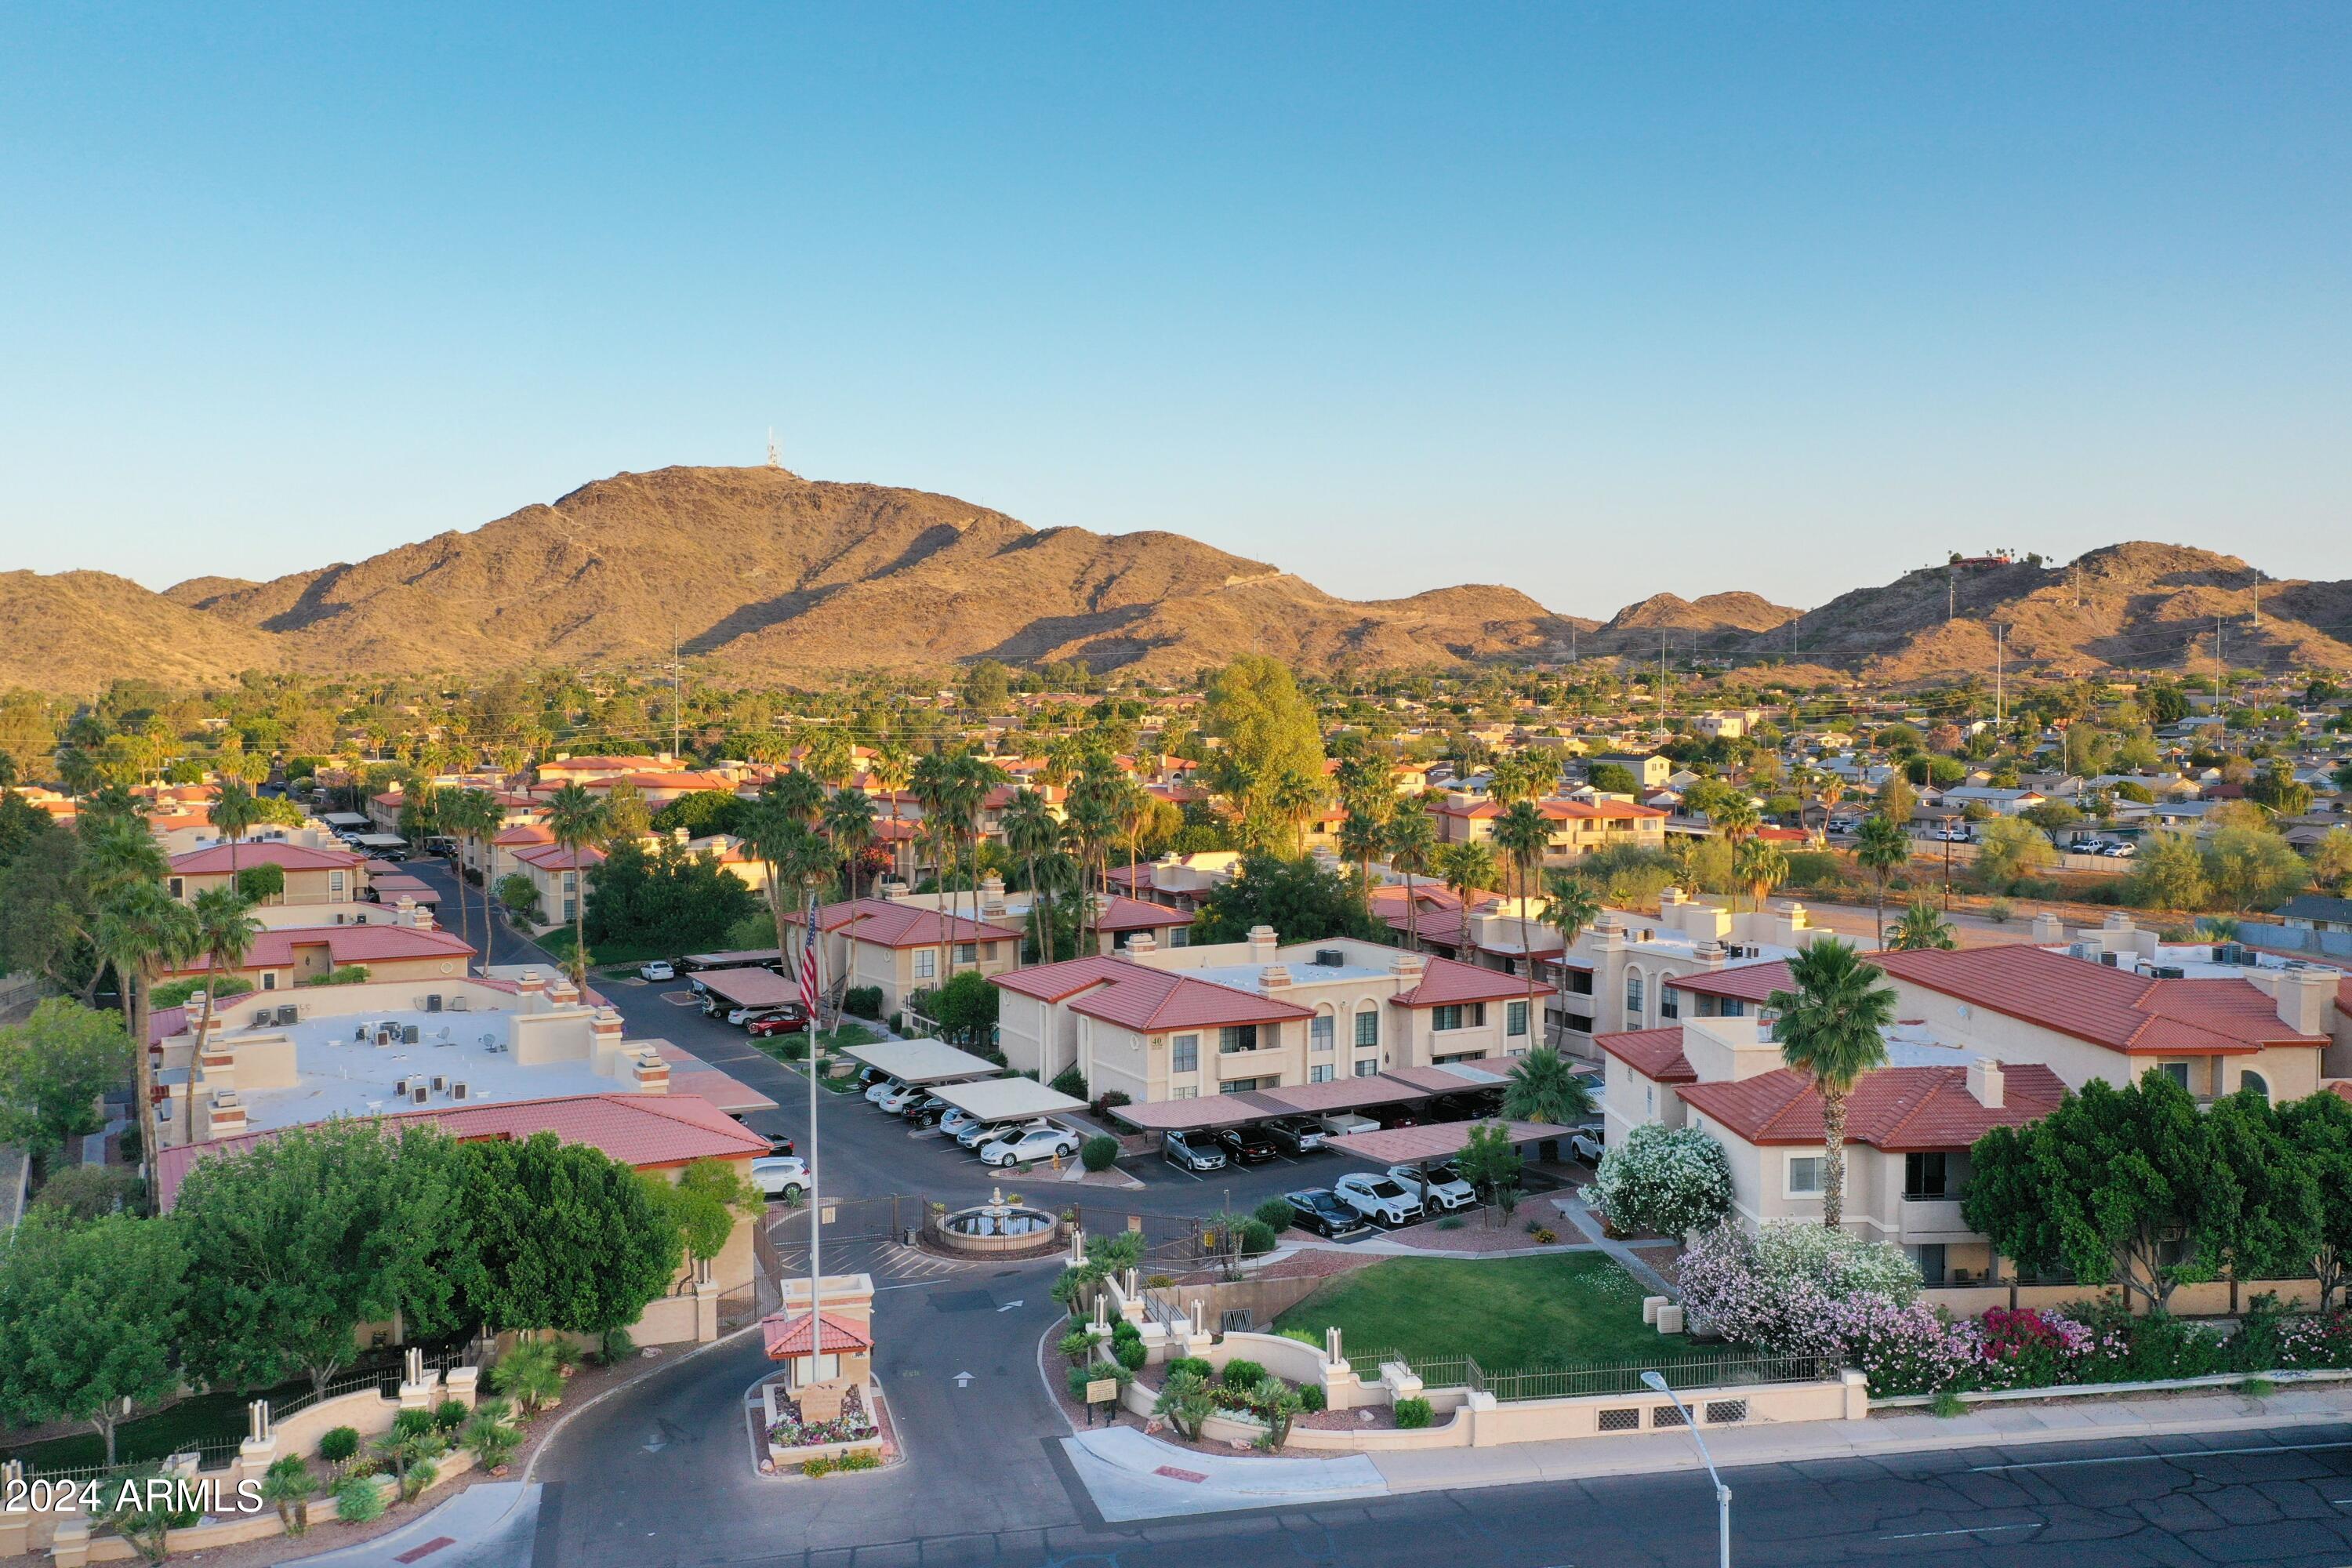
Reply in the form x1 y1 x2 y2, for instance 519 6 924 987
1254 1196 1299 1234
1581 1124 1734 1237
1058 1329 1097 1367
1166 1356 1214 1381
318 1426 360 1470
1393 1396 1434 1429
1081 1135 1120 1171
1112 1319 1142 1344
1298 1382 1327 1413
1114 1337 1149 1371
432 1399 470 1436
1221 1359 1267 1389
333 1475 384 1524
1050 1066 1089 1101
1068 1362 1132 1400
1531 1228 1558 1245
843 985 884 1019
802 1455 835 1479
833 1449 882 1472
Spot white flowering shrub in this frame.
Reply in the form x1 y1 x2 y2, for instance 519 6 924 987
1749 1218 1922 1307
1582 1124 1733 1236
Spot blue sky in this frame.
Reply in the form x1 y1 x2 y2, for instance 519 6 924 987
3 4 2346 615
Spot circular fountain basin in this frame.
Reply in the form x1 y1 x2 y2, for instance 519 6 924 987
931 1203 1062 1256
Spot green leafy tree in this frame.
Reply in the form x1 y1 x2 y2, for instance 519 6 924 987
2127 829 2212 912
1585 761 1639 794
0 996 133 1162
1766 938 1896 1229
178 1120 464 1392
2310 826 2352 897
648 1157 764 1264
1852 814 1910 946
2278 1091 2352 1311
452 1132 684 1337
2203 825 2307 912
920 968 1000 1050
1203 657 1327 831
1500 1046 1594 1126
1886 899 1956 951
1972 817 2056 888
1189 851 1383 945
2020 799 2084 848
0 1211 189 1465
1452 1120 1526 1210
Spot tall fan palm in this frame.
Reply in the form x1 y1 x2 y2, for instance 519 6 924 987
909 752 958 979
455 788 506 959
866 742 913 888
949 753 1008 970
1062 786 1119 956
1853 813 1911 948
768 768 826 826
1501 1045 1595 1126
1436 840 1498 909
1709 792 1760 847
1537 872 1602 1048
1491 800 1554 1051
544 782 608 983
1385 808 1438 952
188 886 262 1066
1338 796 1391 922
741 783 823 989
1001 789 1062 964
210 778 265 884
822 788 877 900
1766 938 1897 1229
95 882 198 1197
1266 769 1325 855
1733 837 1788 915
803 728 855 791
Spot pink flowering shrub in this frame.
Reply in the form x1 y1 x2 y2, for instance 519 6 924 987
2270 1310 2352 1370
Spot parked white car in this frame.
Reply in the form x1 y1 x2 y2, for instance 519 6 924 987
1387 1161 1476 1213
978 1124 1080 1168
1332 1173 1424 1228
874 1083 925 1115
938 1107 986 1141
727 1005 783 1028
864 1076 907 1105
641 960 676 982
751 1156 808 1201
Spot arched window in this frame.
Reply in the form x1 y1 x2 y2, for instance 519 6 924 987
2240 1069 2269 1103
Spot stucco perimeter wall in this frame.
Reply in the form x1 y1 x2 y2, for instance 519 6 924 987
1916 1278 2323 1319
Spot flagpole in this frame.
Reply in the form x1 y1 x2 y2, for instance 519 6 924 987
804 891 823 1383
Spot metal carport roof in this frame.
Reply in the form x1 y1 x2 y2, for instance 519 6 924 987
1321 1119 1576 1164
841 1038 1002 1086
927 1077 1089 1123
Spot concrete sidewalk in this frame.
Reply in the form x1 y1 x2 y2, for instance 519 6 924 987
287 1483 540 1568
1062 1428 1386 1522
1058 1385 2352 1522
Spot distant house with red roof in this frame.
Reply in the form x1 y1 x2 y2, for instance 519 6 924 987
1425 793 1668 862
168 838 368 910
782 897 1022 1016
156 906 476 992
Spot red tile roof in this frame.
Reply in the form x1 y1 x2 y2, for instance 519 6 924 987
1595 1025 1695 1083
169 842 363 875
761 1309 873 1359
1875 945 2326 1055
493 824 556 846
162 921 475 976
1665 960 1794 1004
1392 956 1535 1009
784 898 1019 948
993 953 1312 1030
514 843 604 872
154 1091 764 1209
1677 1062 2067 1151
1093 897 1192 933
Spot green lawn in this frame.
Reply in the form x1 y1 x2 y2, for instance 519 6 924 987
2 1378 311 1472
1273 1254 1717 1373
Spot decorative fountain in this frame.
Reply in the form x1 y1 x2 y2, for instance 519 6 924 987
929 1186 1063 1258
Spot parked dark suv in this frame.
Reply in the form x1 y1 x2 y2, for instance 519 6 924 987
1264 1116 1327 1156
1283 1188 1368 1238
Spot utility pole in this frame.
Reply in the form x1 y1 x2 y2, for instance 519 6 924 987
1659 632 1669 739
670 633 682 760
1947 566 1955 622
1994 624 2006 731
2252 572 2262 629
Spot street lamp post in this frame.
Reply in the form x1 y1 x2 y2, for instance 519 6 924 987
1642 1370 1730 1568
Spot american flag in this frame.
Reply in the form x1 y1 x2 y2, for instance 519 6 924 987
797 891 822 1018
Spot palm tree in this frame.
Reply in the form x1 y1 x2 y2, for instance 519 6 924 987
1436 840 1498 908
909 752 958 978
188 886 263 1061
1062 785 1119 957
740 782 825 983
1338 796 1390 922
1267 769 1325 855
451 788 505 958
1002 789 1062 963
768 767 826 826
1709 791 1760 848
1853 814 1911 947
544 782 607 982
210 778 265 886
1492 800 1552 1047
1537 872 1601 1048
94 882 198 1197
822 788 877 900
1733 837 1788 915
1888 899 1957 952
1501 1046 1595 1125
1385 808 1438 952
1766 938 1897 1230
950 752 1009 965
866 742 913 888
803 728 855 791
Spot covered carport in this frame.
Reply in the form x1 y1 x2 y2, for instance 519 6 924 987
925 1076 1088 1126
1109 1092 1292 1132
1321 1118 1577 1168
840 1038 1003 1087
691 967 800 1011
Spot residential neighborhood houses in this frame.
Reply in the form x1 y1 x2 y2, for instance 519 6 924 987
3 648 2352 1568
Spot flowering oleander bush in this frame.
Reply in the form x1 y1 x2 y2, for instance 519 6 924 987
1677 1221 1920 1353
1966 1308 2100 1390
1583 1125 1734 1236
2272 1310 2352 1370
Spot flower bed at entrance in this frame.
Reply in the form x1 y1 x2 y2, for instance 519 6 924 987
767 1385 878 1450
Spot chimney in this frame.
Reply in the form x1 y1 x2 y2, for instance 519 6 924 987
548 975 580 1009
1389 951 1426 983
1693 939 1728 968
1246 925 1278 964
1660 885 1685 909
1258 964 1292 994
982 872 1007 918
2031 912 2063 945
1966 1058 2005 1109
1122 931 1156 960
592 1006 626 1044
2276 964 2336 1036
629 1047 670 1094
517 969 546 1012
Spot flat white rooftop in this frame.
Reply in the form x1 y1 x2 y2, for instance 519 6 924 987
1185 959 1392 991
232 1008 618 1132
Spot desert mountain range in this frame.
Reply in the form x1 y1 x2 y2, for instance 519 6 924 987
2 466 2345 692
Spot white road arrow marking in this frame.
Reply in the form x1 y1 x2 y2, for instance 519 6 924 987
996 1301 1024 1311
953 1370 975 1388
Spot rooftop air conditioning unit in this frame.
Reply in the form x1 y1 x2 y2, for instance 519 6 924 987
426 994 443 1013
401 1025 421 1045
2099 952 2119 967
276 1005 298 1026
252 1008 272 1027
2147 964 2187 980
2069 942 2099 962
1316 949 1346 968
2217 943 2247 965
450 1081 470 1101
410 1083 430 1105
430 1075 447 1094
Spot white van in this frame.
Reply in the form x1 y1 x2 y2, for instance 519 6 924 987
1317 1112 1379 1137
